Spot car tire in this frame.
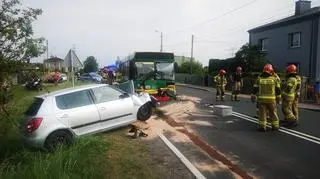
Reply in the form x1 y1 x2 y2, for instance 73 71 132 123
137 103 152 121
45 130 73 152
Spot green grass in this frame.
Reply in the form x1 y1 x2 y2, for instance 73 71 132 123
102 130 163 179
0 136 110 179
0 80 164 179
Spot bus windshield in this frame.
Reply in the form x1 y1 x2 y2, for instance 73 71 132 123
135 62 174 81
156 62 174 80
135 62 154 79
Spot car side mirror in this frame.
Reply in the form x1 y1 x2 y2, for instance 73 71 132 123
119 93 130 99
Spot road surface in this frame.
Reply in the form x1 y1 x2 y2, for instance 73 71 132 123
177 86 320 179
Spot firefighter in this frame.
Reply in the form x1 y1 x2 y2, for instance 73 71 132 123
281 64 300 127
214 69 227 101
293 73 301 122
252 64 281 132
231 66 243 101
254 69 281 120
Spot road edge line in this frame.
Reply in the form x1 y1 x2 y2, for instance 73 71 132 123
233 111 320 142
232 113 320 145
158 133 206 179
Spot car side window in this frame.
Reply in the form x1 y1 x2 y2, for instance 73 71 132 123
56 90 93 110
91 86 124 103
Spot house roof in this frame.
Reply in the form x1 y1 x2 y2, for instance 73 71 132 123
248 7 320 33
44 57 64 63
64 49 83 68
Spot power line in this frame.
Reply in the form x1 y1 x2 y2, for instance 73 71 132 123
166 0 320 58
198 5 294 40
199 0 320 40
167 8 293 48
198 9 294 41
167 0 259 36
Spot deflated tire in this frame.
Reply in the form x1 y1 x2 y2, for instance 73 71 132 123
137 103 152 121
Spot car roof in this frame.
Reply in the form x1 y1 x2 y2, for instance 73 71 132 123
37 84 108 98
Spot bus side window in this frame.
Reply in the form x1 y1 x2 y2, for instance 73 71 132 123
129 61 136 80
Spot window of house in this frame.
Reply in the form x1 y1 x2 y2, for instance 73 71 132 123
289 32 301 48
259 38 268 51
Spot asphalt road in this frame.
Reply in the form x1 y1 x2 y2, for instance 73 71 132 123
177 86 320 179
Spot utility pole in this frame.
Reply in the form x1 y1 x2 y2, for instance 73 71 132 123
71 45 76 88
46 40 49 59
190 34 194 74
160 32 163 52
71 48 74 88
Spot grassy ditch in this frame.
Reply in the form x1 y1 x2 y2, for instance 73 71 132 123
0 81 163 179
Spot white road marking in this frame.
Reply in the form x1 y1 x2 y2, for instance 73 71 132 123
232 112 320 145
233 112 320 142
158 133 206 179
188 114 215 117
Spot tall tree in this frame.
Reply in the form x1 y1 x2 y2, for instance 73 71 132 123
0 0 45 63
83 56 99 73
234 43 269 72
179 60 204 75
0 0 45 118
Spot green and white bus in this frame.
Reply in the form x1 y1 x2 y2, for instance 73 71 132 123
119 52 176 99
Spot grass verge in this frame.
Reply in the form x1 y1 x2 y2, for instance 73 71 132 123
102 129 163 179
0 136 110 179
0 81 164 179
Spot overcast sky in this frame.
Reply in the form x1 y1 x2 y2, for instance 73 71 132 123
23 0 320 67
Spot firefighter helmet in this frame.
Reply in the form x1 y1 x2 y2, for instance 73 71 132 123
286 64 297 74
219 69 226 76
263 64 274 75
236 66 242 73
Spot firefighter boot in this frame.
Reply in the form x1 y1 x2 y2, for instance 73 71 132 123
257 127 267 132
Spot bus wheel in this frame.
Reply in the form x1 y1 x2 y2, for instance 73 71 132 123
137 103 152 121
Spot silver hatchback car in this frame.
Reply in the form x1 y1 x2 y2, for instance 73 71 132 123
20 83 152 150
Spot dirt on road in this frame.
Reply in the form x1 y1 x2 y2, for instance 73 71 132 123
142 95 257 179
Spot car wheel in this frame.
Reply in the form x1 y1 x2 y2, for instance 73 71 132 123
45 130 73 152
137 103 152 121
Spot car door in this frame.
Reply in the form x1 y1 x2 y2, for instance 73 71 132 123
91 86 135 130
55 90 101 136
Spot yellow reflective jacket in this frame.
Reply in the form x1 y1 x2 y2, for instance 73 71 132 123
214 75 227 87
295 75 301 97
253 73 281 103
282 74 299 101
273 73 281 85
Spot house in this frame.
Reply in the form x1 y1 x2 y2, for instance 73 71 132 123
44 57 64 71
43 49 83 72
248 0 320 81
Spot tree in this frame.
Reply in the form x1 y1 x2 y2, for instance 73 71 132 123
178 60 204 75
0 0 45 121
0 0 45 62
234 43 269 72
208 44 269 75
83 56 99 73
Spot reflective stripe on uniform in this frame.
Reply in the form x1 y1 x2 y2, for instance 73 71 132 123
258 96 276 100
